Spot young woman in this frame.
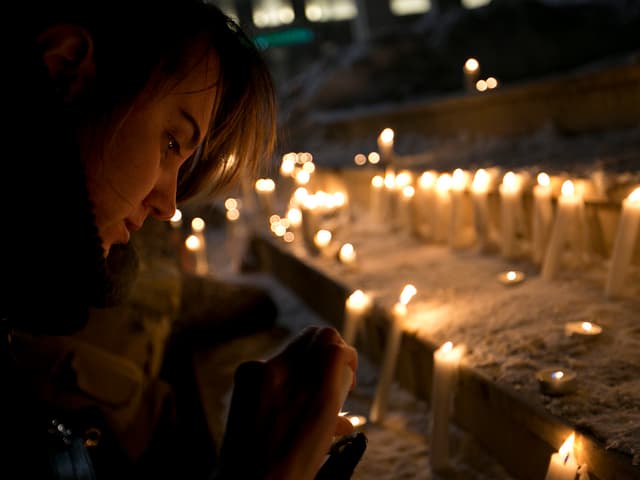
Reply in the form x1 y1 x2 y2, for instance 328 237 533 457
2 1 357 478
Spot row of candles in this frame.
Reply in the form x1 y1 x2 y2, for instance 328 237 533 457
342 284 593 479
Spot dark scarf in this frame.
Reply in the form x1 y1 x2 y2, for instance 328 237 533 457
1 53 139 336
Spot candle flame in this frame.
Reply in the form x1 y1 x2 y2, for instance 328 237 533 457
475 79 487 92
371 175 384 188
191 217 205 232
255 178 276 192
225 198 238 210
339 243 356 263
185 234 201 252
581 322 592 332
507 271 517 281
347 289 370 310
464 57 479 73
226 208 240 221
419 171 436 189
551 370 564 380
558 433 575 460
295 170 311 185
486 76 498 89
441 341 454 353
384 172 395 189
628 187 640 203
503 171 518 190
537 172 550 188
561 180 575 197
368 152 381 164
280 156 295 176
399 284 417 305
286 207 302 226
472 168 490 192
170 209 182 223
314 229 332 247
354 153 367 166
379 128 394 145
395 171 412 188
402 185 415 198
452 168 467 190
436 173 452 192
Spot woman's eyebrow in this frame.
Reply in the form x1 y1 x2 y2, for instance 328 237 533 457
179 107 202 150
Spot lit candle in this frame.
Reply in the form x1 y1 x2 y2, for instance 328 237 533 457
471 168 492 252
342 289 371 346
255 178 276 218
463 57 480 93
185 233 208 275
313 229 334 257
605 187 640 298
190 217 209 275
532 172 554 264
434 173 452 243
399 185 415 233
544 433 579 480
499 171 523 259
564 321 602 338
414 171 437 240
541 180 585 280
370 284 417 424
338 242 358 269
430 341 465 473
224 199 246 272
170 208 183 229
369 175 385 225
449 168 469 249
497 270 526 286
536 368 577 396
377 127 395 167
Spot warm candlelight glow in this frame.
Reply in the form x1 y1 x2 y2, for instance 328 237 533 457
191 217 205 233
561 180 575 197
295 169 311 185
283 231 295 243
302 161 316 174
441 340 453 353
419 171 436 189
503 171 518 191
379 128 394 146
185 234 201 251
486 76 498 89
475 79 487 92
537 172 551 188
339 242 357 264
384 172 395 189
346 289 370 310
472 168 490 192
280 155 295 176
565 320 602 337
581 322 592 332
226 209 240 221
464 57 479 73
452 168 467 191
368 152 381 164
551 371 564 380
354 153 366 166
497 270 525 285
348 415 367 427
628 187 640 203
399 284 417 305
507 271 516 281
224 198 238 210
402 185 415 198
286 207 302 226
436 173 452 193
255 178 275 192
371 175 384 188
558 433 575 459
314 229 332 248
170 209 182 224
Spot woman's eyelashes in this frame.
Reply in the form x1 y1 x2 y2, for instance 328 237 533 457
166 132 182 157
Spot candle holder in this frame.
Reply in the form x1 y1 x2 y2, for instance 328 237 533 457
497 270 526 286
564 321 603 339
536 368 577 396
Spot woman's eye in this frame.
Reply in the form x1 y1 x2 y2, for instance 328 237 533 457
167 134 181 155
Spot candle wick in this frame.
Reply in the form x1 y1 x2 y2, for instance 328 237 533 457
563 453 570 465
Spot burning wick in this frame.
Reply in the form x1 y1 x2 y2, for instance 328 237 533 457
537 368 577 396
564 321 602 338
497 270 525 286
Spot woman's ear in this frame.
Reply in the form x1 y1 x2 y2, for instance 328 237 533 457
37 24 95 101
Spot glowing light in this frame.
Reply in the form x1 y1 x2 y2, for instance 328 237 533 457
354 153 367 166
441 341 453 353
191 217 205 232
472 168 490 192
628 187 640 203
371 175 384 188
399 284 417 305
226 209 240 221
561 180 575 197
551 371 564 380
283 231 295 243
296 170 311 185
486 76 498 89
402 185 415 198
185 234 201 251
436 173 452 192
255 178 275 192
346 289 370 310
286 207 302 226
476 79 487 92
537 172 550 188
559 433 575 458
339 243 356 264
314 229 332 248
368 152 381 164
419 171 436 189
464 58 479 73
503 171 518 191
379 128 394 145
170 209 182 223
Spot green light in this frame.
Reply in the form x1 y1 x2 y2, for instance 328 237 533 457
254 27 315 49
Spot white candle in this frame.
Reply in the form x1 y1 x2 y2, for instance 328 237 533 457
414 171 437 239
499 171 523 259
342 289 371 346
532 172 554 264
449 168 468 249
430 341 465 473
605 187 640 298
434 173 452 243
471 168 492 252
541 180 585 280
377 127 395 167
545 433 579 480
370 284 417 424
369 175 385 225
399 185 415 233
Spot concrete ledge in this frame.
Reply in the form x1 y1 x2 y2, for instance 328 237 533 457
247 232 640 480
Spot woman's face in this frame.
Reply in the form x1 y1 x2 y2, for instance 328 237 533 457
83 50 220 256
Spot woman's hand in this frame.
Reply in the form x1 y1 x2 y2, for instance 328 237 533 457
216 326 358 480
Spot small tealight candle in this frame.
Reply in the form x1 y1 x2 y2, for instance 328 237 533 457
497 270 526 286
536 368 577 396
463 57 480 92
564 321 602 338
